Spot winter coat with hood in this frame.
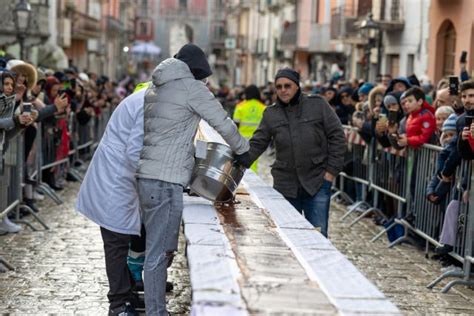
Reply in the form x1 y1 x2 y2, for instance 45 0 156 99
368 86 386 116
358 86 386 143
137 56 249 186
377 90 404 148
384 76 412 96
381 76 412 114
335 86 355 125
76 89 145 235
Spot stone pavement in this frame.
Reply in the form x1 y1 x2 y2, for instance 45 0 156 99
0 182 191 314
258 151 474 315
1 149 473 315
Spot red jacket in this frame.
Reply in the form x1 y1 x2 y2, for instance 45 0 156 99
468 134 474 152
406 102 436 148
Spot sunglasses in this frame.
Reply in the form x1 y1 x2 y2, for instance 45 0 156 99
341 94 350 98
276 83 293 90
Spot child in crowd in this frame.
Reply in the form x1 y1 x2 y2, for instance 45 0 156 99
426 114 458 204
395 87 436 149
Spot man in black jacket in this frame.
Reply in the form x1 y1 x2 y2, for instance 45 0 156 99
458 80 474 160
235 68 346 237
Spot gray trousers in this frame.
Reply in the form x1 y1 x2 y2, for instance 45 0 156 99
137 178 183 316
440 200 459 246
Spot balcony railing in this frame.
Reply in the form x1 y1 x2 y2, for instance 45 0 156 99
107 15 124 33
330 7 358 40
374 0 404 31
71 10 101 39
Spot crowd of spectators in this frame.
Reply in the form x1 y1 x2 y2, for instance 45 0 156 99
2 53 474 271
0 56 134 235
212 63 473 267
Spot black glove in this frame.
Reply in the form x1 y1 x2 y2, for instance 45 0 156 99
233 151 253 169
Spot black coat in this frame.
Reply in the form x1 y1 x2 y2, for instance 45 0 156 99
457 114 474 160
248 94 346 198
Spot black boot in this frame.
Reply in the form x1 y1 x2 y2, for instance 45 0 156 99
109 302 137 316
24 198 40 213
166 281 174 292
66 172 78 182
435 244 453 255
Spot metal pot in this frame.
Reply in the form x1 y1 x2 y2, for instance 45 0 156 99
189 142 246 202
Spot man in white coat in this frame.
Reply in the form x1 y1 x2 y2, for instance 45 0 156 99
136 44 249 315
76 89 144 316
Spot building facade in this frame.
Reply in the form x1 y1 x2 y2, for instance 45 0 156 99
427 0 474 83
153 0 211 60
0 0 50 63
225 0 294 87
375 0 430 80
1 0 136 79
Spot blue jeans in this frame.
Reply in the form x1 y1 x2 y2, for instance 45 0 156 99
286 180 332 237
137 178 183 316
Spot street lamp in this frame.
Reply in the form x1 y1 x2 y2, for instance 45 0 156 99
13 0 32 60
360 13 381 81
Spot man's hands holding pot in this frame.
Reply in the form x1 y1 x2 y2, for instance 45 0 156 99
234 152 253 169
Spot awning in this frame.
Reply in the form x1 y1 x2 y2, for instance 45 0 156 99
131 42 161 56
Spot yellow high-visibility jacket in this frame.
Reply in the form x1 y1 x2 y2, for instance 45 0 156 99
133 81 152 93
232 99 266 139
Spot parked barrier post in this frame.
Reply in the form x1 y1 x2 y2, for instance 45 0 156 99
426 160 474 292
351 142 406 229
15 133 49 230
331 125 366 208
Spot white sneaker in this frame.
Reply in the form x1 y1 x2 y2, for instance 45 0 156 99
34 191 44 201
0 217 21 234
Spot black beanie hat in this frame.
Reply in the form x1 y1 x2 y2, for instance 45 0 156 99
244 84 261 101
174 44 212 80
275 68 300 86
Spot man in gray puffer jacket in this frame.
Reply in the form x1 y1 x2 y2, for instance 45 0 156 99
136 44 249 315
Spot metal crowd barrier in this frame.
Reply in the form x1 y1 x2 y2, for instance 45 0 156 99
332 125 370 210
334 126 474 293
1 133 49 231
32 107 112 205
369 145 412 242
334 126 390 225
424 159 473 292
0 133 48 271
0 106 113 271
0 134 21 271
388 145 453 249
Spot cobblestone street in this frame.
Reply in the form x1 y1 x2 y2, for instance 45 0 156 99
0 182 191 315
0 152 473 315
